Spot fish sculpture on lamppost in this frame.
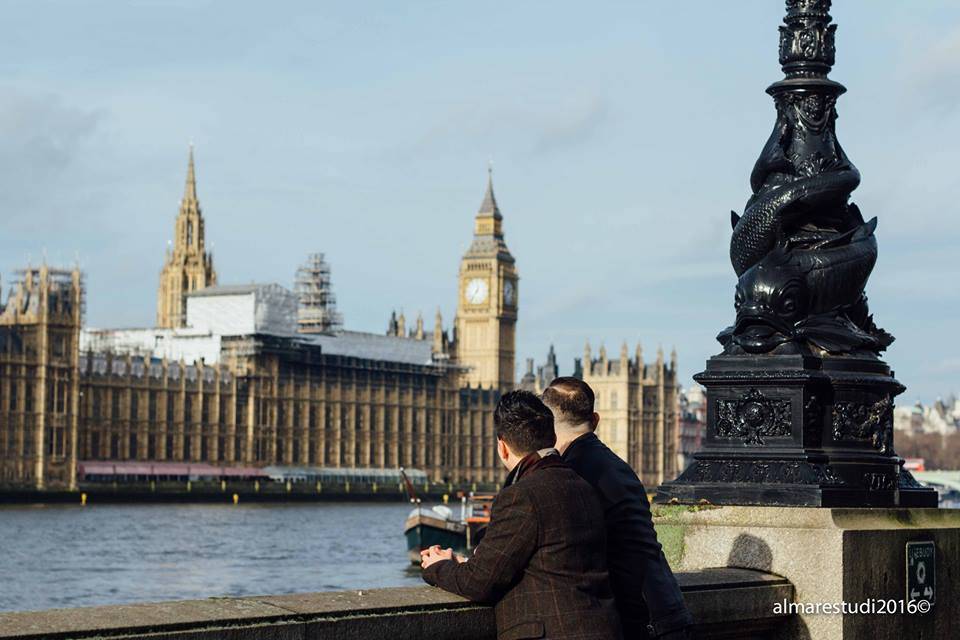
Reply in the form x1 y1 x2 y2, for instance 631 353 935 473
656 0 937 507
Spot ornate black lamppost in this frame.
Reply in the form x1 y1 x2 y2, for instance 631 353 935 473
656 0 937 507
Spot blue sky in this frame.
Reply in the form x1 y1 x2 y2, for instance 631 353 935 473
2 1 958 403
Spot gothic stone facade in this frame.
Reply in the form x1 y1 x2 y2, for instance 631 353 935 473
580 342 680 488
0 267 83 489
1 163 514 488
76 336 499 484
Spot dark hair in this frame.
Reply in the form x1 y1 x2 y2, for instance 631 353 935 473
494 390 556 456
541 377 595 424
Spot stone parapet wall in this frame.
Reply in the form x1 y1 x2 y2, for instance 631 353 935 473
0 568 792 640
655 506 960 640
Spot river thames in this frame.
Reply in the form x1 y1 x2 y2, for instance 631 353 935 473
0 502 422 613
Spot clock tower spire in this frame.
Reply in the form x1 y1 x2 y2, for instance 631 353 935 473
454 167 518 391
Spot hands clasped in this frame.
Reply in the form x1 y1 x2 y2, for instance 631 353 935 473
420 545 467 570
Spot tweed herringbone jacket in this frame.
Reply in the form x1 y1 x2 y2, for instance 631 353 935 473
423 455 622 640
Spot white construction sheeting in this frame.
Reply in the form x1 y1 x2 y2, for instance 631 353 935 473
186 283 297 336
80 327 223 363
81 283 297 364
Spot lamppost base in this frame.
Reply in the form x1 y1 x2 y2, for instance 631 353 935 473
655 353 939 508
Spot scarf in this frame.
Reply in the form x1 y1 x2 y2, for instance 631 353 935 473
505 447 565 486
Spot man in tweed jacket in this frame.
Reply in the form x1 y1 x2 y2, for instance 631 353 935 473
421 390 622 640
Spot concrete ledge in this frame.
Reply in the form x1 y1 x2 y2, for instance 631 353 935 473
654 506 960 640
0 569 793 640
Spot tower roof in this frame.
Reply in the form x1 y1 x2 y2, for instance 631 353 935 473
463 164 513 262
477 166 502 220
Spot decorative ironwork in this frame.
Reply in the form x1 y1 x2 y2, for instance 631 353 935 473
653 1 939 509
779 0 836 77
804 395 822 438
717 0 893 357
832 397 893 454
863 472 895 492
715 388 792 445
898 471 925 490
684 460 843 486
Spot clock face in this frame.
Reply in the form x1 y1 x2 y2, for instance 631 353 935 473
503 280 515 306
465 278 489 304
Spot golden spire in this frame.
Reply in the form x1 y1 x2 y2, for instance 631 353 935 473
183 144 198 204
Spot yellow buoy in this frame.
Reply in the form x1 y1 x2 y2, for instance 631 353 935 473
80 493 87 506
442 494 449 504
232 493 239 505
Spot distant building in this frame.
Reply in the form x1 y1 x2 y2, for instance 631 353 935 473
537 345 559 392
894 397 960 437
678 383 706 470
521 342 681 485
577 341 680 488
156 147 217 329
1 160 519 488
453 168 518 392
519 358 537 392
0 266 83 489
519 344 559 394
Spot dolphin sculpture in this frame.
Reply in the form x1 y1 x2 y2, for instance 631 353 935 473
719 215 893 355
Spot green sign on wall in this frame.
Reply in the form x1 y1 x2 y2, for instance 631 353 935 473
906 541 935 605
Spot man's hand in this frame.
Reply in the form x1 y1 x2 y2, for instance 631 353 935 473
420 545 455 570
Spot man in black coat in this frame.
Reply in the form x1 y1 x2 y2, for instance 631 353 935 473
542 377 694 640
421 390 622 640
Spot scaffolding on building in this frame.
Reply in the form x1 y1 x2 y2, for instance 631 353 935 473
2 265 86 324
294 253 343 334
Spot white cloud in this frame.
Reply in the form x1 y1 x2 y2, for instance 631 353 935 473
0 88 101 220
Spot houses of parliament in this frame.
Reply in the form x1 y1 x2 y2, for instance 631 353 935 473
0 149 679 490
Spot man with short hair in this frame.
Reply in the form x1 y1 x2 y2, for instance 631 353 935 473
421 389 621 640
542 377 694 640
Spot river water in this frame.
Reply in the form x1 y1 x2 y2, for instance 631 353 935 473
0 502 423 613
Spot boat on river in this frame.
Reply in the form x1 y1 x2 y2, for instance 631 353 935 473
401 464 494 563
403 493 494 563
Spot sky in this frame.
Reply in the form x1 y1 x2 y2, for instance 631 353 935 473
1 0 958 403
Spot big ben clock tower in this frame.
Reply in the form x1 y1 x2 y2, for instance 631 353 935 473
455 168 518 391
